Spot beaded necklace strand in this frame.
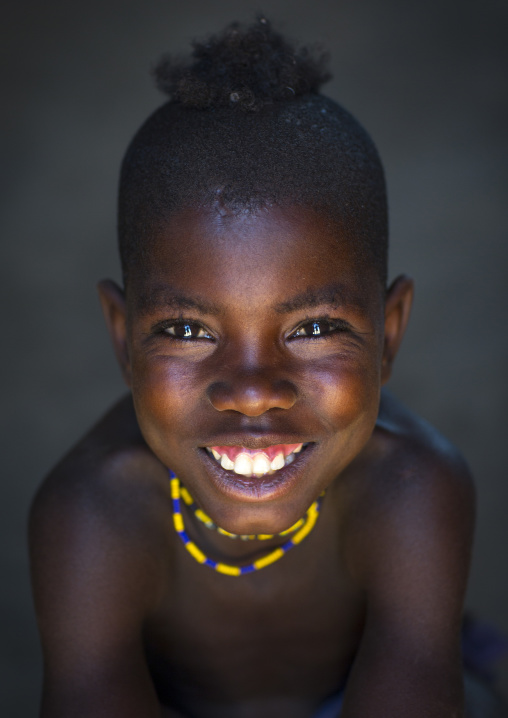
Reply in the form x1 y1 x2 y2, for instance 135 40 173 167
169 470 323 576
179 482 306 540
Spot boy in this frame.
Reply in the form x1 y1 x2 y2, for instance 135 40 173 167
30 18 481 718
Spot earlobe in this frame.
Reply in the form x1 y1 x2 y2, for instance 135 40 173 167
97 279 131 386
381 275 414 384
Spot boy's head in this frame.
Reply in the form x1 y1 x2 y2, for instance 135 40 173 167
117 18 388 290
100 18 412 536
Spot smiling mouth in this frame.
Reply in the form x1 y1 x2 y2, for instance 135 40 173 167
204 443 309 478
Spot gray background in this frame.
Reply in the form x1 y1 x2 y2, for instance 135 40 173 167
1 0 507 714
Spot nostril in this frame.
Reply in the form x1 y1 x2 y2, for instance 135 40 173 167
206 378 297 415
206 381 233 412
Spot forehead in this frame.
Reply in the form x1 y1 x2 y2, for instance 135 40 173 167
130 205 383 315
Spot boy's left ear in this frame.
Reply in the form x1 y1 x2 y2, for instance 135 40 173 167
381 275 414 384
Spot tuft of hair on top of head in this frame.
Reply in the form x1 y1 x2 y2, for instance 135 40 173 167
152 16 332 112
120 17 388 289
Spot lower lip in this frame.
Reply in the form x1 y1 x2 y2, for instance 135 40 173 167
198 444 315 502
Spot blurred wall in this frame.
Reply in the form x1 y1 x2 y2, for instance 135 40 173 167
1 0 507 714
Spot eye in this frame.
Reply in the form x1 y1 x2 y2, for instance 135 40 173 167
290 318 348 339
162 321 213 340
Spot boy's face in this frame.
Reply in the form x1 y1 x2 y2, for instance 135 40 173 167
101 205 410 535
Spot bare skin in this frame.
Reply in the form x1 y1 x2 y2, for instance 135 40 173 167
30 206 475 718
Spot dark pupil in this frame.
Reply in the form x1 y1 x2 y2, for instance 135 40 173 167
312 322 321 335
176 324 193 338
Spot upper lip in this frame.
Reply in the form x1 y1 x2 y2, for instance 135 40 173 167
199 434 315 450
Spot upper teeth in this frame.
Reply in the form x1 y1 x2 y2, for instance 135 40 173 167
208 445 303 478
220 454 234 471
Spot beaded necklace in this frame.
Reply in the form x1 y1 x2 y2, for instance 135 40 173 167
178 482 306 541
169 470 323 576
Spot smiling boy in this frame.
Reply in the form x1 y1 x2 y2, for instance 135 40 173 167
29 19 478 718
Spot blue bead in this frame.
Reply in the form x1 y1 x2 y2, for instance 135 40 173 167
204 558 217 568
240 564 257 574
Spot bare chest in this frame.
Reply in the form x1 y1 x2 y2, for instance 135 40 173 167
145 539 364 717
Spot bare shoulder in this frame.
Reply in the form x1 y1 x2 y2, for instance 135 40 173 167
332 391 477 717
31 393 169 531
375 388 475 479
368 388 474 503
29 393 173 631
29 395 167 715
341 389 476 591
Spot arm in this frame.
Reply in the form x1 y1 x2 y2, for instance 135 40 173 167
341 453 475 718
29 468 166 718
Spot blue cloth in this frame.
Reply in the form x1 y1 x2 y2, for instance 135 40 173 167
461 614 508 683
312 690 344 718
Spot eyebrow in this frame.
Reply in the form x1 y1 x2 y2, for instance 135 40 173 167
274 282 363 313
135 281 364 317
135 286 222 316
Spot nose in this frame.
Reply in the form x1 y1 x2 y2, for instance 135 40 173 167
207 371 298 416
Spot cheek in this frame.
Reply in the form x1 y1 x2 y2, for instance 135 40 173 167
130 356 201 448
308 356 381 433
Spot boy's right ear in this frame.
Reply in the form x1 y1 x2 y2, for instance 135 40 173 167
97 279 131 386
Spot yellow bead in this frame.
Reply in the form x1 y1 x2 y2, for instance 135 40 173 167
292 510 317 544
180 486 193 505
170 478 180 499
195 508 213 525
279 518 305 536
173 512 184 532
253 548 285 569
217 527 236 537
215 563 242 576
185 541 206 563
